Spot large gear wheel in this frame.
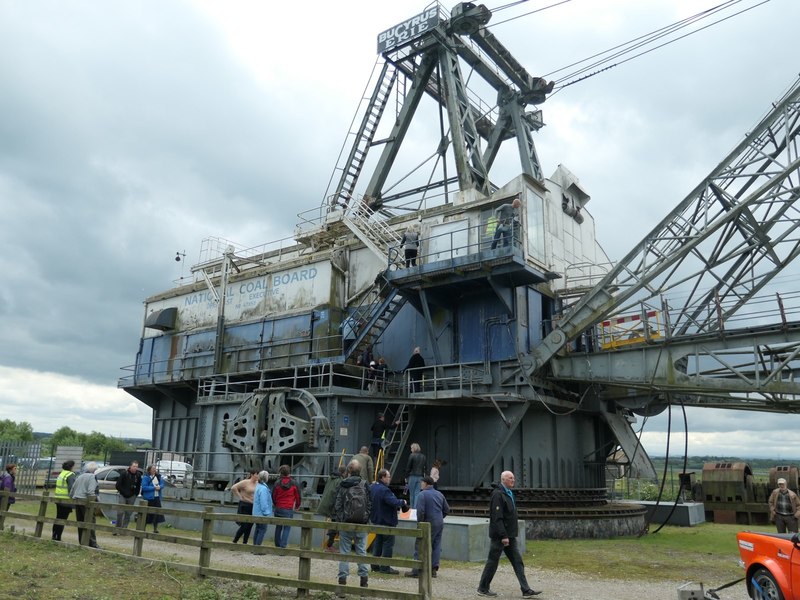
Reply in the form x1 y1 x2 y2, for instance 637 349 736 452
223 387 332 493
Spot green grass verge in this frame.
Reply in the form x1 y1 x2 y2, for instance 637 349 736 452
0 531 276 600
526 523 747 584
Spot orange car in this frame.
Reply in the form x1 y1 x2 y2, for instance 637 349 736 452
737 530 800 599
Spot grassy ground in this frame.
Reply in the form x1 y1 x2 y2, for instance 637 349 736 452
1 533 272 600
526 523 745 585
1 500 751 598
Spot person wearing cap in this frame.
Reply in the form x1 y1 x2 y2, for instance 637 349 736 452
405 476 449 578
768 477 800 533
367 360 379 392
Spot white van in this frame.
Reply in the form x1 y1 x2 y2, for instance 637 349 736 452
155 460 198 486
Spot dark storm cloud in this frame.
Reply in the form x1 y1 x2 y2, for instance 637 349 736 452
0 2 318 384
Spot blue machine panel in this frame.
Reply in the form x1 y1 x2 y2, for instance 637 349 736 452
526 287 544 350
457 293 514 362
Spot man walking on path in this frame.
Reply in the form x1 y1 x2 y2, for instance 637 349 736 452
370 468 408 574
115 461 142 533
477 471 540 597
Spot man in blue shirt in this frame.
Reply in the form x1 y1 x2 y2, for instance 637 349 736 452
477 470 540 597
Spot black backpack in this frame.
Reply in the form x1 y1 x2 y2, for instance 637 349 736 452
342 482 369 523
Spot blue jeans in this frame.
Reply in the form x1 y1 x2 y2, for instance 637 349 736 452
253 522 268 546
491 223 511 249
338 529 369 579
408 475 422 508
274 507 293 547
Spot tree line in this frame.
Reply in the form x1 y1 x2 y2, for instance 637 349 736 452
0 418 143 458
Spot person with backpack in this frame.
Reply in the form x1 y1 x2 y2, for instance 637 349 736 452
333 459 373 594
271 464 301 548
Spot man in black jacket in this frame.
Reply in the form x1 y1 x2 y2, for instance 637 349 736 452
115 461 142 533
477 471 541 597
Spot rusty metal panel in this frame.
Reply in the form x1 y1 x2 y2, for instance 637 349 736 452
769 465 799 489
702 462 752 503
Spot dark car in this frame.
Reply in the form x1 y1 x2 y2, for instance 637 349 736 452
94 465 144 492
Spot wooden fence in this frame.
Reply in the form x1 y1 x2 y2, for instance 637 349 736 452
0 490 432 599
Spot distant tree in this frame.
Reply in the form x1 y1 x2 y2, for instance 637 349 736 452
104 437 129 454
0 419 34 442
49 426 85 452
83 431 107 456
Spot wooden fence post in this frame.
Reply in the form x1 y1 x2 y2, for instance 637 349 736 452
0 490 8 531
297 513 313 597
198 506 214 576
78 499 91 546
418 521 432 600
34 492 49 538
87 499 97 546
133 499 147 557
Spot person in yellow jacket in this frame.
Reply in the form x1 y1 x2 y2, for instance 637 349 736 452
51 460 77 541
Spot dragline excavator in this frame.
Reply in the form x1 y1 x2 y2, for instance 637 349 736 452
123 2 800 520
312 2 800 475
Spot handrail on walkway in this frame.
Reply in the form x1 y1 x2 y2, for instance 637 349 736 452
0 490 432 599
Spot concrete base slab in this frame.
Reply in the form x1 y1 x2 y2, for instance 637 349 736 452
620 500 706 526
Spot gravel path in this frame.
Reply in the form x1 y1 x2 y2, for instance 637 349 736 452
95 532 748 600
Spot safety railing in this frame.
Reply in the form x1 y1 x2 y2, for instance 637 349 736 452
388 219 522 271
403 363 485 396
597 309 663 350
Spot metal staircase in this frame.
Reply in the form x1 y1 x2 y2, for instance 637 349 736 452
344 273 408 363
380 403 415 479
341 201 403 265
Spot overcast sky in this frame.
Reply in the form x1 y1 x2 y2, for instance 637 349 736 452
2 0 799 461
